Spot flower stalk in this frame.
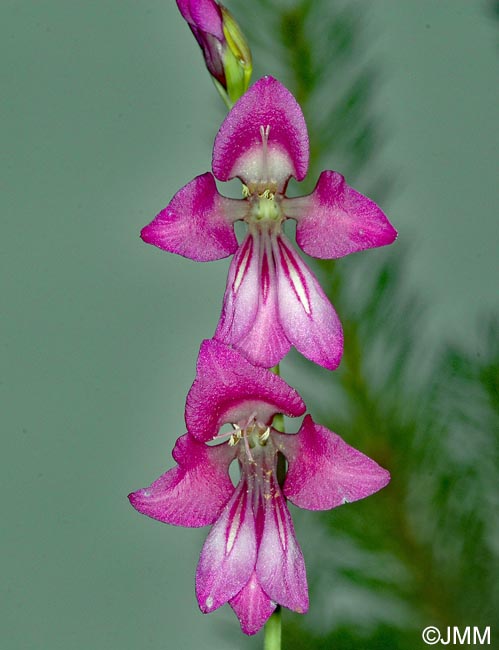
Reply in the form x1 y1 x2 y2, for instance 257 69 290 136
264 606 281 650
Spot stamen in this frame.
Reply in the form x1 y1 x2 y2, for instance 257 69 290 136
259 188 274 200
244 433 255 463
259 124 271 182
244 411 258 430
259 426 271 444
215 424 242 446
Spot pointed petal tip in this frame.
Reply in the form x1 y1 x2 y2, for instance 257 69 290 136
127 486 157 518
273 234 344 370
293 170 397 259
139 173 239 261
229 572 277 635
127 434 235 527
283 416 391 510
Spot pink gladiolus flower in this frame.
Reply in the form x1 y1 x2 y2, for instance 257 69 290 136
128 340 390 635
142 76 396 370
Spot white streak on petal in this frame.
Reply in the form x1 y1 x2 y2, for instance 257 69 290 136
233 236 253 294
278 241 311 315
274 493 288 551
226 492 244 553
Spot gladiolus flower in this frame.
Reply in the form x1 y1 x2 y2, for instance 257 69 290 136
141 76 396 370
128 340 390 635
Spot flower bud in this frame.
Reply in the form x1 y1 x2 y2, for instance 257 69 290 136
176 0 252 106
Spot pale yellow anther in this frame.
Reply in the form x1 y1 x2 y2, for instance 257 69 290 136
259 427 271 444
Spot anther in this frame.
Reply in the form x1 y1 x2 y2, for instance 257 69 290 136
259 427 271 444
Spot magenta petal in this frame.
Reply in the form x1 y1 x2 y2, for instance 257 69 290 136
216 231 291 367
289 171 397 259
128 434 235 527
186 339 306 442
176 0 224 40
273 234 343 370
230 572 276 636
141 173 245 261
196 480 257 612
212 76 309 190
256 480 309 613
279 415 391 510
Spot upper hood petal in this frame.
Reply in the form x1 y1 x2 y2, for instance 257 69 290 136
185 339 306 441
212 76 309 190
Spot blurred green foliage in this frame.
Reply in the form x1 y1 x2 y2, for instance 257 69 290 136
231 0 499 647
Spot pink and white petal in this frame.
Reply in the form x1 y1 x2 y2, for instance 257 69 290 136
196 480 257 612
128 434 235 527
281 415 391 510
215 232 260 344
141 173 245 261
186 339 306 442
273 234 343 370
212 76 309 190
286 171 397 259
233 232 291 367
230 572 277 636
256 480 309 613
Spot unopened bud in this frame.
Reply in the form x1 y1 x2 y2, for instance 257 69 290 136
176 0 252 107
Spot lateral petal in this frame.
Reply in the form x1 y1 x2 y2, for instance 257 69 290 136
256 475 309 613
287 171 397 259
273 233 343 370
128 433 235 527
278 415 391 510
141 173 245 261
212 76 309 190
186 339 306 442
229 571 277 636
196 479 257 612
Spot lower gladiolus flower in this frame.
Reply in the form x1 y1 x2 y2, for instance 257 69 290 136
128 340 390 634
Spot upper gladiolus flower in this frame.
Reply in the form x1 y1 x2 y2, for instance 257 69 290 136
129 340 390 635
176 0 252 106
141 76 397 370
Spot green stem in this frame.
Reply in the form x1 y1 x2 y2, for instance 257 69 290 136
264 606 282 650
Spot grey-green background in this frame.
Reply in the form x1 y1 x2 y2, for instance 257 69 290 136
2 1 497 649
